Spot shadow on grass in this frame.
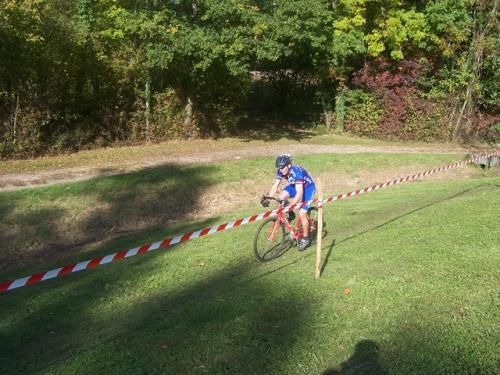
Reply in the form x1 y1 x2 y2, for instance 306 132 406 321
322 329 492 374
1 181 497 373
0 163 221 276
323 340 386 375
320 183 495 275
0 206 68 273
0 254 311 374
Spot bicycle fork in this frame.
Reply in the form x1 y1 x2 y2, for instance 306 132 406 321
267 221 280 241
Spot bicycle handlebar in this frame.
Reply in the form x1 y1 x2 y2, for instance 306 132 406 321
261 195 287 206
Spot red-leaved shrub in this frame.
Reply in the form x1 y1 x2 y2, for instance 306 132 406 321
350 58 449 140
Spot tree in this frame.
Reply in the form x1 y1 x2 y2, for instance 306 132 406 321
448 0 498 141
0 0 117 156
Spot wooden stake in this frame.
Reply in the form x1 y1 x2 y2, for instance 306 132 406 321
315 178 323 279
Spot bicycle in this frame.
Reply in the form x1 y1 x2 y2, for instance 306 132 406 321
253 196 325 262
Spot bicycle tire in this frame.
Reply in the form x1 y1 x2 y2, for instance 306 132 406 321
253 218 286 262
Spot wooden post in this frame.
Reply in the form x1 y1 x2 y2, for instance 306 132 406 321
315 178 323 279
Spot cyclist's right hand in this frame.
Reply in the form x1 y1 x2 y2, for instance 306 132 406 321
260 195 270 208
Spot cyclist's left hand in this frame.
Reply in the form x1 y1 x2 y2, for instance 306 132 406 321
260 196 270 207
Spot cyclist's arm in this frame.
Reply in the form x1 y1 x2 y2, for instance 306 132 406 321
268 178 281 197
290 183 304 206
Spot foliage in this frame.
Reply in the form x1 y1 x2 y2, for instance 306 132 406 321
343 89 383 137
424 0 472 57
403 92 453 141
0 0 124 157
422 0 498 141
471 114 500 143
351 59 424 139
0 0 498 158
345 58 463 141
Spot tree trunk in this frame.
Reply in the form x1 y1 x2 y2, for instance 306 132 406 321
453 85 471 141
322 98 333 132
13 90 20 141
324 108 334 132
145 75 151 142
192 0 197 17
184 96 194 138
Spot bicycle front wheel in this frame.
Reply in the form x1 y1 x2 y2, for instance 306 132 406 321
253 218 286 262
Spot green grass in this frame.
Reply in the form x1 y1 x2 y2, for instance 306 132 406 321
0 152 471 276
0 155 499 374
0 132 473 174
0 152 466 218
0 134 354 173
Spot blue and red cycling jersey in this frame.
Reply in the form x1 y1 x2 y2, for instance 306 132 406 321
276 165 316 210
276 165 315 187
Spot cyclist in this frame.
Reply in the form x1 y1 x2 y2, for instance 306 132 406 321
262 154 316 250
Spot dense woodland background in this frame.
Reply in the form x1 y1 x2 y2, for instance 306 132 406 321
0 0 498 158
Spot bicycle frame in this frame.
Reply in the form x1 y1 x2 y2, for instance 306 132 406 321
263 197 314 243
254 196 321 262
275 210 303 240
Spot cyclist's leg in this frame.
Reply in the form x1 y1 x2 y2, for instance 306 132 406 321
300 184 316 234
302 184 316 211
282 185 297 221
280 184 295 201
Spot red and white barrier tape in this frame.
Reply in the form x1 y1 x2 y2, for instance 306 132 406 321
1 151 497 293
320 151 499 204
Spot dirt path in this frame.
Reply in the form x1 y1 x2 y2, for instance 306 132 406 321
0 143 484 191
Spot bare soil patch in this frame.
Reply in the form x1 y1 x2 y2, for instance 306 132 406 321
0 143 482 191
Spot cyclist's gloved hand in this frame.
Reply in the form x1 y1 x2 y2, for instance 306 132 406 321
260 196 270 208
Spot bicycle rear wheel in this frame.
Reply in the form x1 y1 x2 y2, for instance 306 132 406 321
253 218 286 262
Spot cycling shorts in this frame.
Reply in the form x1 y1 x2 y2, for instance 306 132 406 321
284 183 316 211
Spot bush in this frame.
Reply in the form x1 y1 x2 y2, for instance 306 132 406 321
345 58 461 141
152 89 186 139
0 107 47 158
402 94 453 141
472 114 500 143
343 89 384 137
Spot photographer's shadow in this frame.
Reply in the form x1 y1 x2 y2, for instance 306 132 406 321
323 340 386 375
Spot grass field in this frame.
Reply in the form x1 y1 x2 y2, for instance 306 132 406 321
0 133 385 174
0 152 482 276
0 153 499 374
0 132 475 174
